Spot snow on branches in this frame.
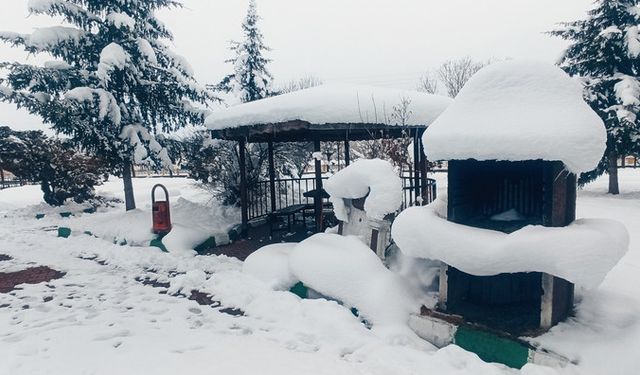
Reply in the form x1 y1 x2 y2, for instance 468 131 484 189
0 0 215 209
217 0 273 103
551 0 640 161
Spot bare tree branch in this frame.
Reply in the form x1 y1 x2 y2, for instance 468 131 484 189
438 57 486 97
417 72 439 94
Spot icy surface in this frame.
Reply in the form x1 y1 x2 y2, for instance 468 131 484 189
392 203 628 288
422 60 607 174
205 84 452 129
325 159 402 222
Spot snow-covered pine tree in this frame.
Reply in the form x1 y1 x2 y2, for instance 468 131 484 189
217 0 272 103
0 0 213 210
551 0 640 194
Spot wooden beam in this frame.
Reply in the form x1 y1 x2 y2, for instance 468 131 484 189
344 139 351 166
268 138 277 212
211 123 427 143
314 139 324 232
418 129 429 205
239 139 249 236
413 130 421 203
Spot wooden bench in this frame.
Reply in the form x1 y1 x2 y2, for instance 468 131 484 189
269 204 307 235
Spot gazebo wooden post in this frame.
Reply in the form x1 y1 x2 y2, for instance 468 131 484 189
239 138 249 236
418 129 429 205
344 139 351 166
314 139 324 232
413 130 421 203
267 138 277 213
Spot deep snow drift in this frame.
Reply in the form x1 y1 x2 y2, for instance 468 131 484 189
422 60 607 174
0 177 239 254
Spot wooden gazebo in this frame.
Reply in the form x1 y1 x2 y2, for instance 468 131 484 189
205 84 452 234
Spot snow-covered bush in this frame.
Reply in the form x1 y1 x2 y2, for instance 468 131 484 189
0 126 107 206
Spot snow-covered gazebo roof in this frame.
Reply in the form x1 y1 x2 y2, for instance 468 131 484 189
206 84 452 143
422 60 607 174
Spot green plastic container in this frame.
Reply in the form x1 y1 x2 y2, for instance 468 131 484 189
57 227 72 238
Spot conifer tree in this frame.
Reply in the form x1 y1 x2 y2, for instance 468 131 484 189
0 0 213 210
218 0 273 103
551 0 640 194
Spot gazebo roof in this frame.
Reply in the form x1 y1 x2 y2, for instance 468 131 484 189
205 84 452 142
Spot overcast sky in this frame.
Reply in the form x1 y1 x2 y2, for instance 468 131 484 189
0 0 594 131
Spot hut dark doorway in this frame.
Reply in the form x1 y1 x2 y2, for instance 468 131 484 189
439 159 576 335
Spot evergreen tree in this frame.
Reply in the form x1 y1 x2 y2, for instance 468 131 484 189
551 0 640 194
217 0 272 103
0 0 213 210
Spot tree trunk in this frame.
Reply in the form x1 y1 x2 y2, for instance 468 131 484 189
607 151 620 195
123 161 136 211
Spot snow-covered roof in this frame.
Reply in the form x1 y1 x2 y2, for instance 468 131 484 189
205 84 452 130
422 60 607 174
392 203 629 288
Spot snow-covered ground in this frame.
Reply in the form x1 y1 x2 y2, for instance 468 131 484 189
1 171 639 374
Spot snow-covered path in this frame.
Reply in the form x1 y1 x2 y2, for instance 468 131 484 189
1 172 639 374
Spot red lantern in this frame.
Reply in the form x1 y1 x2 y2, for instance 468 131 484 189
152 184 172 234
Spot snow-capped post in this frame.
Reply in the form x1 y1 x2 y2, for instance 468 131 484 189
268 138 277 213
239 138 249 235
313 140 324 232
325 159 403 258
344 140 351 166
0 1 214 212
393 60 629 367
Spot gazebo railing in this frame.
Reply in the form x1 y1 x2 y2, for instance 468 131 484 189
401 176 437 210
247 175 437 221
247 177 329 221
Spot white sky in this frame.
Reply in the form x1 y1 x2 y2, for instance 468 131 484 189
0 0 594 131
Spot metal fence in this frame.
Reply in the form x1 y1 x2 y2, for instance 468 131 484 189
401 176 437 210
0 180 33 190
247 175 437 221
247 177 328 221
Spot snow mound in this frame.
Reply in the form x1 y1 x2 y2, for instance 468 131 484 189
422 60 607 174
392 204 629 288
325 159 402 222
289 234 418 326
243 243 298 290
205 84 452 129
63 196 238 253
